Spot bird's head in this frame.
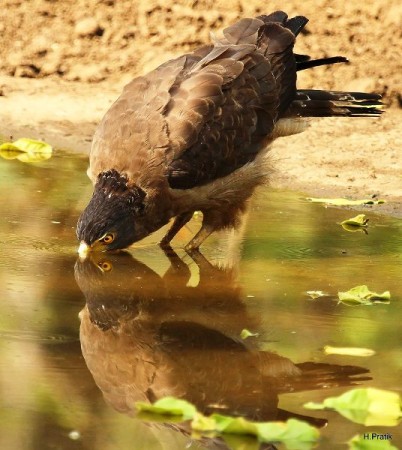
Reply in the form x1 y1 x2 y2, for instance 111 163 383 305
76 170 146 256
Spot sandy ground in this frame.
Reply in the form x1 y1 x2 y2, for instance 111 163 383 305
1 0 401 215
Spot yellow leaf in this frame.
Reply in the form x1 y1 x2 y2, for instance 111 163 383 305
0 143 25 159
240 329 259 339
0 138 52 163
324 346 376 357
341 214 369 233
341 214 369 227
307 197 385 206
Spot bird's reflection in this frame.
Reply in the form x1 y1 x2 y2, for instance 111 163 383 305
75 250 370 430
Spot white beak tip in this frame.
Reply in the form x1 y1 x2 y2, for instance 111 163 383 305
78 241 90 258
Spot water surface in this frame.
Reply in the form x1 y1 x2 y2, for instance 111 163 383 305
0 151 401 449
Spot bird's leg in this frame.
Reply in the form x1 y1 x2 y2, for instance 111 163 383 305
185 208 234 252
184 223 215 253
160 211 194 248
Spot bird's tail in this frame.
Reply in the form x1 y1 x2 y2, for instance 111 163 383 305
286 89 383 118
254 12 383 118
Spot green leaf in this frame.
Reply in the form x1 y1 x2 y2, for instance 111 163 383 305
255 419 319 450
210 414 259 435
0 138 52 163
221 434 261 450
304 388 402 426
191 412 217 431
324 346 376 357
135 397 196 419
136 411 186 423
306 197 385 206
192 413 319 448
338 285 390 306
240 329 259 339
348 434 399 450
136 397 319 449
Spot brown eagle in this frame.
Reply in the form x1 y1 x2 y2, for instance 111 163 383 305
77 11 381 255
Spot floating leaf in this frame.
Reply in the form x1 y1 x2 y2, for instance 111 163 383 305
341 214 369 227
222 434 261 450
203 414 258 435
338 285 390 306
306 290 327 299
240 329 259 339
341 214 369 233
307 197 385 206
0 138 52 163
136 411 186 424
348 434 399 450
255 418 319 450
324 346 376 357
0 143 25 159
137 397 319 449
304 388 402 426
342 224 368 234
191 412 218 432
192 414 319 450
135 396 196 419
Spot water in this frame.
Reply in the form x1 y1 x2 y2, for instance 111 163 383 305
0 151 401 450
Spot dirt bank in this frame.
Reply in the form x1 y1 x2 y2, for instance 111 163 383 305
1 1 401 215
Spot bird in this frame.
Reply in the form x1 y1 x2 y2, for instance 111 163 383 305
76 11 382 255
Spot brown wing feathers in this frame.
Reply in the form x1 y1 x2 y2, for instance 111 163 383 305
91 11 380 192
166 15 298 190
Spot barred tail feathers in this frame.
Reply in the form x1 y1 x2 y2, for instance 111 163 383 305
287 90 383 118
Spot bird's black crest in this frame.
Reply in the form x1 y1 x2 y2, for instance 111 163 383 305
97 169 129 193
96 169 146 206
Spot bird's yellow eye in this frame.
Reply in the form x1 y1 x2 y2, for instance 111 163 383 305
97 261 113 272
99 233 115 244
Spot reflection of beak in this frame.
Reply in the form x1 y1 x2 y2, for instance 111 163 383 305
78 241 91 259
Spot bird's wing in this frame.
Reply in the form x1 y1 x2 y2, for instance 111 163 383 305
88 14 298 190
165 16 297 190
87 53 192 184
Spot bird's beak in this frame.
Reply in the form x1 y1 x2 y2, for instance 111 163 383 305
78 240 109 259
78 241 91 259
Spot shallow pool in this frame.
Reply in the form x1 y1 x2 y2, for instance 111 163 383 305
0 150 401 449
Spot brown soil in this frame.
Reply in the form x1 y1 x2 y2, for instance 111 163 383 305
1 0 402 215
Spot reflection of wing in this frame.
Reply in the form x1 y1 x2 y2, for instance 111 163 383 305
154 320 298 419
76 252 371 426
79 307 291 419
